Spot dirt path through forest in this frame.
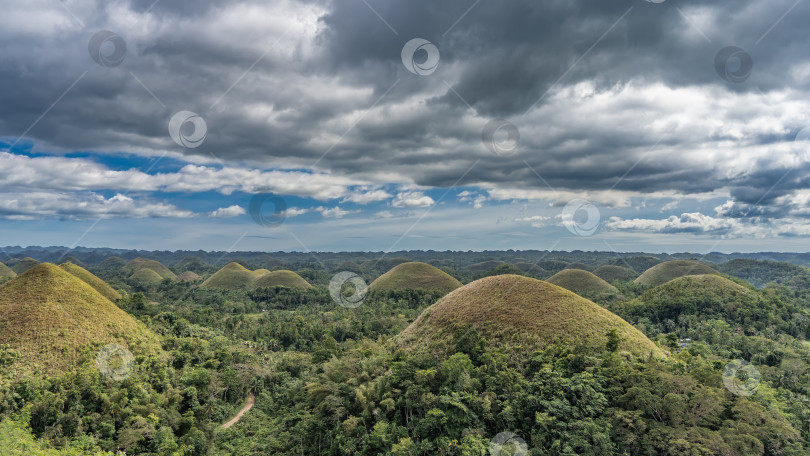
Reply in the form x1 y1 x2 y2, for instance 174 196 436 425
222 393 255 429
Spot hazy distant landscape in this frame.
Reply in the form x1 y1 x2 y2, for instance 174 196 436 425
4 0 810 454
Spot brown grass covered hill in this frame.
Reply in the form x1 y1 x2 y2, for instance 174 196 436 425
11 257 39 275
60 262 122 301
176 271 201 282
546 269 620 297
123 258 177 280
129 268 165 285
200 262 312 290
369 262 463 294
252 270 313 289
612 275 758 326
634 260 719 288
399 275 664 359
0 264 160 376
593 265 639 282
200 262 259 289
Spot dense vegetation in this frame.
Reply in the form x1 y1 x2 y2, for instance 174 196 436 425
2 252 810 455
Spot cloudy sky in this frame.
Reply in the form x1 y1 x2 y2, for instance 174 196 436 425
2 0 810 253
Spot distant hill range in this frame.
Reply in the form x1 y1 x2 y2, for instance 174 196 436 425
4 247 810 286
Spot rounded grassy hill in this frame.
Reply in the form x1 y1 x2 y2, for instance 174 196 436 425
60 262 122 301
546 269 620 297
129 268 164 285
369 262 463 294
252 270 313 289
399 275 664 359
0 264 160 375
634 260 719 288
200 262 257 289
124 258 176 280
176 271 201 282
11 257 39 275
613 275 758 325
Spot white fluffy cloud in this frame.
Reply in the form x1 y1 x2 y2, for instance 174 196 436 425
209 205 246 218
392 191 434 208
0 192 195 220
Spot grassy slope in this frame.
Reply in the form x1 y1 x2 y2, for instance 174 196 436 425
129 268 165 285
0 264 160 376
200 262 257 289
546 269 620 296
252 270 313 289
60 262 122 301
593 265 638 282
370 262 463 294
634 260 719 288
400 274 664 359
124 258 177 280
176 271 201 281
11 258 39 275
613 274 758 323
0 262 16 279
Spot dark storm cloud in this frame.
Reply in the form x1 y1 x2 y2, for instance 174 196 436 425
1 0 810 219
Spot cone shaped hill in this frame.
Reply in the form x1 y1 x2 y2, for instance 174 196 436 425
253 270 313 289
612 274 758 326
11 257 39 275
60 262 122 301
369 262 462 294
124 257 177 280
0 264 160 375
201 262 312 290
634 260 719 287
546 269 619 297
400 275 664 359
130 268 165 285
